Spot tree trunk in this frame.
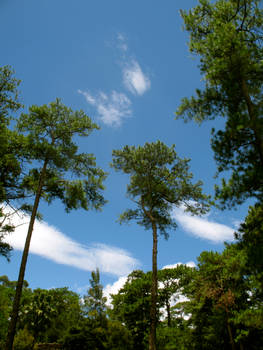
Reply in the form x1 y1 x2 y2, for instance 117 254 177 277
241 78 263 167
166 298 171 327
149 220 158 350
227 318 236 350
5 160 48 350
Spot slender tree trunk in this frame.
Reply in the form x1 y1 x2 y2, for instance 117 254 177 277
5 160 48 350
241 78 263 167
149 220 158 350
227 318 236 350
166 298 171 327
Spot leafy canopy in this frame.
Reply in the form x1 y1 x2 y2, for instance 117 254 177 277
17 98 107 212
0 65 26 260
177 0 263 208
111 141 209 237
83 268 107 321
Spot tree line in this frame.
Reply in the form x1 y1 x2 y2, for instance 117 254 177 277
1 0 263 349
1 229 262 350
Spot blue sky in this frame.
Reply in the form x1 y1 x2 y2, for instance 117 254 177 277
1 0 249 296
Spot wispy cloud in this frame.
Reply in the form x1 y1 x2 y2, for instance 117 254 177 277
122 60 151 96
117 34 151 96
4 211 139 276
117 33 128 52
78 89 132 127
172 207 235 243
78 33 150 127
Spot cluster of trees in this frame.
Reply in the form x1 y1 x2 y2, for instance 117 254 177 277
1 0 263 348
1 230 262 350
110 237 263 350
0 271 132 350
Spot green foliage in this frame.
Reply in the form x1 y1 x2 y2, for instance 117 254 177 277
110 270 152 350
18 287 82 344
0 66 27 260
61 323 99 350
0 65 22 124
177 0 263 208
21 289 59 342
158 265 195 327
63 319 133 350
46 288 82 343
17 99 107 212
109 266 196 350
181 243 263 349
112 141 209 236
0 278 14 347
234 203 263 336
83 269 107 323
0 64 24 202
156 321 193 350
0 276 31 348
112 141 209 350
106 320 133 350
13 328 35 350
236 203 263 288
62 318 133 350
5 98 107 350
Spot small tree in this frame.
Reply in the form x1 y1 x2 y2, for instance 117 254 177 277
110 270 152 350
5 99 107 350
111 140 209 350
83 268 107 323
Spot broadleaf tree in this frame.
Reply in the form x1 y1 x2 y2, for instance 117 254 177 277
5 99 107 350
176 0 263 208
111 140 209 350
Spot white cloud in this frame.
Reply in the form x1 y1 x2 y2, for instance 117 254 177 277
117 32 128 52
162 261 196 269
104 275 128 306
122 60 151 96
79 33 150 127
78 89 131 127
4 211 139 276
116 33 151 96
172 207 235 243
232 219 242 229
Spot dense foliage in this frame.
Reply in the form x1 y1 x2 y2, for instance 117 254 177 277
177 0 263 208
1 231 263 350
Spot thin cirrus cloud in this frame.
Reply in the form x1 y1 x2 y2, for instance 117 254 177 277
118 33 151 96
78 33 151 127
78 89 132 127
4 211 139 276
122 60 151 96
172 206 235 243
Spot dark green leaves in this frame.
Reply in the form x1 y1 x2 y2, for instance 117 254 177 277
177 0 263 207
112 140 209 237
17 98 107 212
